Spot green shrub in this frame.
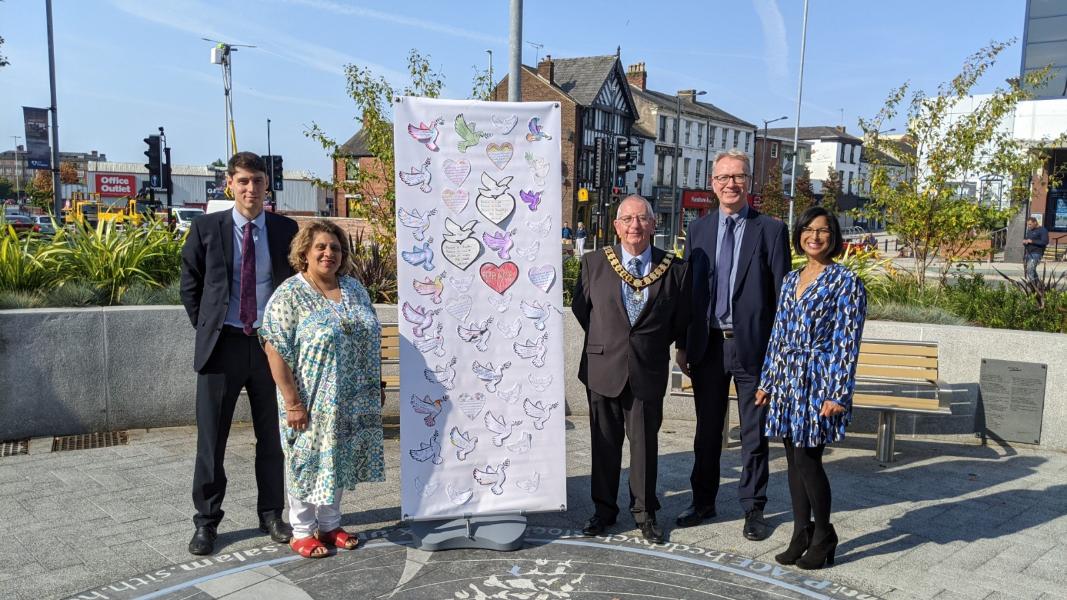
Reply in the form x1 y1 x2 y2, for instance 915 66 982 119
349 232 397 304
562 256 580 306
41 281 102 307
118 280 183 305
868 301 968 325
0 289 44 309
943 273 1066 333
0 225 64 292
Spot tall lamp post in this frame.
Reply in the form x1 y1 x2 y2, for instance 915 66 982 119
10 136 22 203
671 90 705 243
760 116 788 193
486 50 493 100
788 0 811 232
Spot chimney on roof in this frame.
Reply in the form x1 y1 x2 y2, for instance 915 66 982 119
835 125 846 133
626 62 647 91
678 89 698 103
537 55 555 84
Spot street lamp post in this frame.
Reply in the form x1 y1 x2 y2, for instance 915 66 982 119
671 90 705 243
760 116 788 193
10 136 22 203
486 50 493 100
788 0 811 232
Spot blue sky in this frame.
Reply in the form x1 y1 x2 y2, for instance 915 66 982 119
0 0 1029 179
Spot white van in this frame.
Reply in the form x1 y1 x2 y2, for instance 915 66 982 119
171 207 205 232
205 200 235 214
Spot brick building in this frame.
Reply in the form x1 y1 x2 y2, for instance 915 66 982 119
333 125 392 218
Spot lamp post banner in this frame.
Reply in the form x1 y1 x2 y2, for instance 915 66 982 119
22 107 51 170
393 96 566 520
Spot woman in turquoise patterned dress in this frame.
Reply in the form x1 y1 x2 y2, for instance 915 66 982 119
260 220 384 559
754 206 866 570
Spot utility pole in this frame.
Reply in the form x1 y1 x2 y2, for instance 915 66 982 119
788 0 811 232
10 136 21 203
486 50 493 100
45 0 62 217
508 0 522 102
266 118 275 211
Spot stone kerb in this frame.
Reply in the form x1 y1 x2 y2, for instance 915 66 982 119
2 305 1065 451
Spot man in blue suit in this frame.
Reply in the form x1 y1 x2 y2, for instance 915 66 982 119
674 149 790 541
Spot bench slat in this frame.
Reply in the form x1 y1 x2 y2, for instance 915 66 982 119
856 364 938 382
853 393 941 412
859 342 938 357
859 354 938 368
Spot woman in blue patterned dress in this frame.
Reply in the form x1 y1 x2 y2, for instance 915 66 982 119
754 206 866 570
260 220 385 559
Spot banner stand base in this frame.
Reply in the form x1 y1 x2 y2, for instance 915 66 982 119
409 515 527 552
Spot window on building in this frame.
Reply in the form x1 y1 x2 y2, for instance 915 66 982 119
637 141 645 165
838 170 845 186
697 123 705 147
721 128 728 149
770 142 779 159
709 126 717 149
695 159 703 188
657 153 666 186
659 116 667 141
683 157 691 187
847 171 853 194
850 146 856 164
672 118 679 144
840 144 847 163
744 132 751 152
684 120 692 145
733 130 740 148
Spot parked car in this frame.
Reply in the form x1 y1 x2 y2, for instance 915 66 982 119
0 214 41 235
30 215 57 235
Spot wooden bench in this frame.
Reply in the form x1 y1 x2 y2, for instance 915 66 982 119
1042 246 1061 262
671 339 949 462
381 323 399 392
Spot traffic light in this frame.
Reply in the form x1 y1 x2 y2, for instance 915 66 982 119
163 147 173 191
271 155 284 191
143 135 162 188
616 136 637 174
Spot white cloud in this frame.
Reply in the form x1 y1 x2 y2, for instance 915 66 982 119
751 0 788 81
280 0 506 46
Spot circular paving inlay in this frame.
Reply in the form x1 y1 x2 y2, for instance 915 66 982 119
74 526 883 599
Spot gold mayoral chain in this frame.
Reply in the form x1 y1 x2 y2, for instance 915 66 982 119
309 277 356 335
603 247 674 291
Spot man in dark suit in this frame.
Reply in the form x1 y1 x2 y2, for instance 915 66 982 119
674 149 790 541
180 152 300 555
573 195 689 544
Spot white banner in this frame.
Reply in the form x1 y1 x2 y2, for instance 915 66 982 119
394 97 566 520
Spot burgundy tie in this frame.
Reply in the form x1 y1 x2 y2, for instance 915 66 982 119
239 221 257 335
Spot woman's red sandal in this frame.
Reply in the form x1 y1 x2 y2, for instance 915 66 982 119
318 528 359 550
289 536 329 558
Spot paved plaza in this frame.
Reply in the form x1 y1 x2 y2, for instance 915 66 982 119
1 417 1065 600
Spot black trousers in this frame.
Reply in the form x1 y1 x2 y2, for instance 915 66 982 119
192 330 284 528
689 337 769 512
587 383 662 524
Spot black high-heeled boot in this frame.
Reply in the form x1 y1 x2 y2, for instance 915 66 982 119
774 522 814 565
796 524 838 570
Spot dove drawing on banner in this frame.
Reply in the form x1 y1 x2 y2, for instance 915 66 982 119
526 215 551 237
473 360 511 393
507 431 532 454
519 190 542 212
482 228 516 260
424 356 458 390
449 426 478 461
412 323 446 357
487 291 513 313
524 152 550 187
525 117 553 142
399 158 433 193
397 207 437 241
412 273 446 304
497 382 522 405
401 237 435 271
457 316 494 352
455 113 490 152
515 241 540 262
442 217 478 243
473 458 511 496
407 117 445 151
515 471 540 492
520 299 562 331
524 399 558 430
447 483 473 505
496 317 522 340
491 114 519 135
513 332 548 367
529 373 553 392
448 272 474 292
484 410 521 447
409 430 443 465
410 393 448 427
402 301 441 338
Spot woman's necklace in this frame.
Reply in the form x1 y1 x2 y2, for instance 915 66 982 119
307 274 355 334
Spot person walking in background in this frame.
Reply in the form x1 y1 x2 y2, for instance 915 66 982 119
260 220 385 558
575 221 588 257
180 152 299 555
1023 216 1049 283
562 221 573 242
572 195 689 544
674 149 791 541
756 206 867 570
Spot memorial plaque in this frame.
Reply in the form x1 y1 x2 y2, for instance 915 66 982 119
979 359 1046 444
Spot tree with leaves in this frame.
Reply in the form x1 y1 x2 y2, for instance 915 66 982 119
820 166 842 212
759 165 787 219
25 171 52 210
861 40 1060 285
59 162 79 185
470 65 492 101
794 167 817 215
0 35 9 69
0 176 13 199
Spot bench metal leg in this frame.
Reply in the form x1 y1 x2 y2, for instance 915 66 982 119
876 411 896 463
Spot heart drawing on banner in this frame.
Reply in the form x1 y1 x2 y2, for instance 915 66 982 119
480 261 519 295
457 392 486 420
442 189 469 213
475 191 515 226
445 294 473 321
443 159 471 186
528 265 556 293
441 238 482 271
486 143 514 170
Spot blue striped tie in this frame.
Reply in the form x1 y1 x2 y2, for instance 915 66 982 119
625 257 645 325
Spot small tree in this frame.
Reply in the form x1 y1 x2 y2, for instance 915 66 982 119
0 176 13 200
26 171 53 211
794 167 817 215
821 166 842 212
59 161 80 185
759 166 787 219
861 41 1060 285
470 65 492 101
